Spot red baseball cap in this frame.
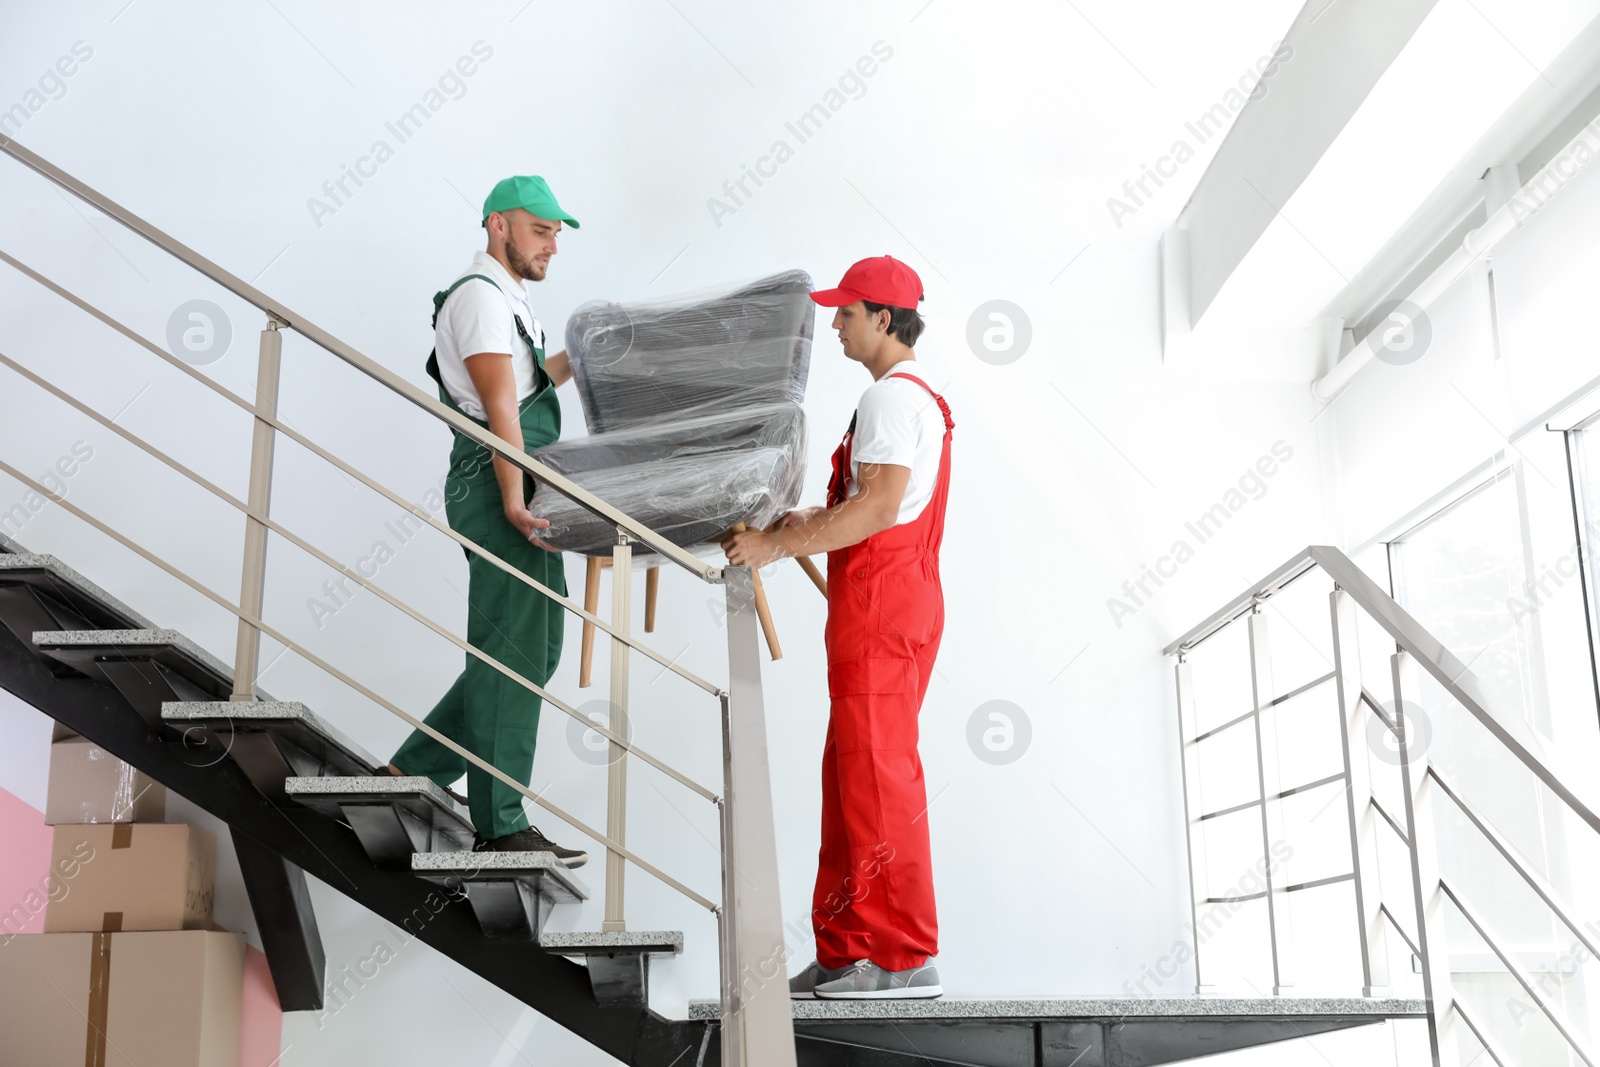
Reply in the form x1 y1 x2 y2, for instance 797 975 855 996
810 255 923 309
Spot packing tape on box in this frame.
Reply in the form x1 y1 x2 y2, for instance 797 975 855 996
86 932 110 1067
108 759 141 823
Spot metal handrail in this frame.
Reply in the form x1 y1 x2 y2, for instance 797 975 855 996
0 139 798 1064
0 252 720 695
1166 545 1600 836
0 454 717 911
0 135 718 582
1169 544 1600 1066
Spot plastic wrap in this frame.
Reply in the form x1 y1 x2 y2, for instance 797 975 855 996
528 402 806 555
564 270 814 433
524 270 816 556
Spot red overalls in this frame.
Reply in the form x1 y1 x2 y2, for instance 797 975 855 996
813 370 953 971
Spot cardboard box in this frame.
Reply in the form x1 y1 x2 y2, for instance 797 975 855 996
45 824 216 933
0 930 244 1067
46 737 167 825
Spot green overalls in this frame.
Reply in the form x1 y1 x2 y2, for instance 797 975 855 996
390 274 568 840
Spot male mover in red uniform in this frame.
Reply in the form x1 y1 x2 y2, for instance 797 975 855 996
723 255 952 1000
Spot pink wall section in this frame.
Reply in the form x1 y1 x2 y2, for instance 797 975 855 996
0 784 285 1064
241 936 286 1067
0 785 53 935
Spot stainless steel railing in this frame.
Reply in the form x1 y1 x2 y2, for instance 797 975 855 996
0 136 796 1065
1166 544 1600 1065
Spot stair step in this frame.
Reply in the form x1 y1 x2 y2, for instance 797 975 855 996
537 931 683 1005
285 775 475 867
0 556 156 661
32 627 249 727
539 930 683 956
684 995 1429 1067
162 700 381 802
413 851 589 941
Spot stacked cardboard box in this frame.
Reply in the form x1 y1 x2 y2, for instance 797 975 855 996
0 728 244 1067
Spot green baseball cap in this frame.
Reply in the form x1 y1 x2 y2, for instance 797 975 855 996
482 175 580 228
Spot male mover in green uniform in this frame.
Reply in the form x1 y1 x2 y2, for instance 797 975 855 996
385 175 586 864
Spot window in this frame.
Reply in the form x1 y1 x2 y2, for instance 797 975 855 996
1389 468 1539 727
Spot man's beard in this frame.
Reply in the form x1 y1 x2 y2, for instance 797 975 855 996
506 241 547 282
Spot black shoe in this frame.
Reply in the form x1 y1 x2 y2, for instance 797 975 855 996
473 827 588 868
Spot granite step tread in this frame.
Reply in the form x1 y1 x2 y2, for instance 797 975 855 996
285 774 470 817
686 994 1429 1021
33 627 246 693
161 699 380 777
1 554 157 630
539 930 682 956
412 850 589 903
285 775 476 866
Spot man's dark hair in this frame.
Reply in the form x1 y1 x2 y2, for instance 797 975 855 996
862 299 926 347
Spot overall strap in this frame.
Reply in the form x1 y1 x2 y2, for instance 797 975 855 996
425 273 550 395
431 273 501 329
884 370 954 432
425 274 501 393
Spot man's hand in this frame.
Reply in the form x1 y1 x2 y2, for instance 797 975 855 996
722 527 790 568
545 349 574 388
505 503 559 552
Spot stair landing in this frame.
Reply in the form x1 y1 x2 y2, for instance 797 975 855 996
687 993 1426 1021
690 994 1426 1067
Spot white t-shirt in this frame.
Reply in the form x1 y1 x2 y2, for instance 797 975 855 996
845 361 947 526
433 251 547 420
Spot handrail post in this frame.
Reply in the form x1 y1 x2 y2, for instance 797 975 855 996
1248 607 1295 993
719 567 796 1067
1174 655 1215 993
603 531 632 931
1329 588 1392 996
231 316 284 701
1392 650 1461 1066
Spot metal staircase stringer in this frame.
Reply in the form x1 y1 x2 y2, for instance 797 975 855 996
0 621 709 1066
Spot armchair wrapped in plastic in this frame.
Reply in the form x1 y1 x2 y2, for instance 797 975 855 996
528 270 815 557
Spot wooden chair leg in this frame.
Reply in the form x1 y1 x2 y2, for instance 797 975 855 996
645 566 659 633
750 569 781 660
580 555 603 688
729 523 782 659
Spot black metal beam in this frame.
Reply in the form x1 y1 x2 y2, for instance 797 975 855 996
230 826 327 1012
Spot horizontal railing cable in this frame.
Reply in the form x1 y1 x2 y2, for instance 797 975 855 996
1430 765 1600 964
0 267 720 696
1439 878 1597 1067
0 370 715 798
1452 999 1510 1067
1378 904 1420 958
1368 796 1409 846
0 455 718 913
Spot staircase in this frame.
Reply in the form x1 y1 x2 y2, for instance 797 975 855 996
0 139 1433 1065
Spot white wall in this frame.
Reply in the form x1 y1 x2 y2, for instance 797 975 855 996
0 2 1435 1064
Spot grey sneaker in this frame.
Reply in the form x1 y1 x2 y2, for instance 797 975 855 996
814 958 942 999
473 827 588 868
789 960 848 999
